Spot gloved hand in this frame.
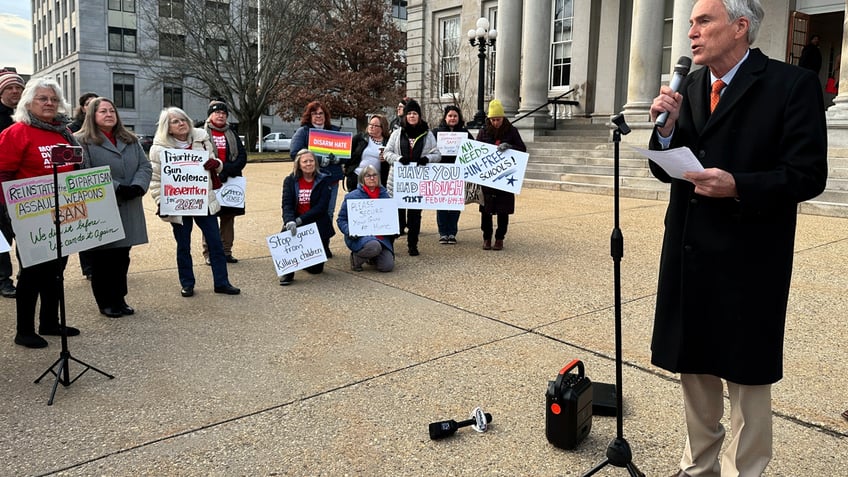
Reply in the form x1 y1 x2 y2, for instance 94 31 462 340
284 221 297 236
399 156 411 165
219 172 229 183
348 235 360 240
116 185 133 200
129 185 146 198
203 158 219 171
327 153 337 165
497 142 511 153
210 173 223 190
319 155 330 168
416 157 428 166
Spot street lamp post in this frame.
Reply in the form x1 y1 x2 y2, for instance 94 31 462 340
467 17 497 128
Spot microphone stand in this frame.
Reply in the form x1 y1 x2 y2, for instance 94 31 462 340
34 161 114 406
581 114 644 477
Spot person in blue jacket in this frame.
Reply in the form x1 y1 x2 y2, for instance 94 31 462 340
336 165 394 273
279 149 336 286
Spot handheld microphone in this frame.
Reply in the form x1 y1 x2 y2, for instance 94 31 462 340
655 56 692 128
428 407 492 440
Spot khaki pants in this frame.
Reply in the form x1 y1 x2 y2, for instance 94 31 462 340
679 373 772 477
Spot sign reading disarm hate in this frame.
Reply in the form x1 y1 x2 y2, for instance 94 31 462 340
456 139 528 194
159 148 210 216
2 165 125 267
266 223 327 275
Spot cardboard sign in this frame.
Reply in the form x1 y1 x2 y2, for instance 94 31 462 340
391 163 465 211
2 166 125 268
456 139 529 194
436 131 468 156
158 148 210 216
346 199 399 236
216 176 246 209
266 223 327 275
308 129 353 159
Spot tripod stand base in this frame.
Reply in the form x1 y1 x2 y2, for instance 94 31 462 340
581 437 645 477
35 350 114 406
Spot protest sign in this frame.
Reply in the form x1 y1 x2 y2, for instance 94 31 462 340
436 131 468 156
158 148 210 216
392 163 465 211
346 199 399 236
308 129 353 159
456 139 529 194
266 223 327 276
216 176 246 209
2 166 125 268
0 233 9 253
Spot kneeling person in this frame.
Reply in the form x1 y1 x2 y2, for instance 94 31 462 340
336 165 394 273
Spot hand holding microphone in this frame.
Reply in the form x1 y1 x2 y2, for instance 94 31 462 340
654 56 692 129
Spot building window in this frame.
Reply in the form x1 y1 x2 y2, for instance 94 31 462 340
63 72 68 99
163 83 184 108
205 1 230 25
71 0 75 12
550 0 573 88
486 7 497 98
113 73 135 109
391 0 407 20
159 0 185 19
63 33 69 56
109 27 137 53
206 39 228 61
56 38 62 59
108 0 136 13
71 68 76 106
438 15 460 96
48 11 52 30
159 33 186 57
661 0 673 74
71 27 76 52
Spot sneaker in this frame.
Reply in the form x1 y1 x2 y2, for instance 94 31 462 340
225 255 238 263
0 282 15 298
439 236 448 244
447 235 457 245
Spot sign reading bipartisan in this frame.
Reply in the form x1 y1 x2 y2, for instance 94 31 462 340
159 148 210 216
457 139 529 194
2 165 125 267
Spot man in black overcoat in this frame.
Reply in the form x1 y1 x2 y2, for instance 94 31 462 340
648 1 828 476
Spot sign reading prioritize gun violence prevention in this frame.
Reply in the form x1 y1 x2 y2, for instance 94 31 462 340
346 199 400 236
266 223 327 275
392 163 465 211
215 175 246 209
308 129 353 159
2 165 125 268
159 148 210 216
436 131 468 156
456 139 529 194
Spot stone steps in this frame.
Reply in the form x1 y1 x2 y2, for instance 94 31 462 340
524 123 848 217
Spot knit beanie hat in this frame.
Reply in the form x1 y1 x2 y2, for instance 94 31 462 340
207 101 229 116
487 99 505 119
403 99 421 116
0 70 25 94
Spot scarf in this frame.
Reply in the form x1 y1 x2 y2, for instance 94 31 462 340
364 185 380 199
206 121 238 162
28 112 78 146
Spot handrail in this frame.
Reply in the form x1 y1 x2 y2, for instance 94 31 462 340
512 88 576 125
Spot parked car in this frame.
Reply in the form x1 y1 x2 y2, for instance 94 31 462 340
261 132 291 152
137 134 154 152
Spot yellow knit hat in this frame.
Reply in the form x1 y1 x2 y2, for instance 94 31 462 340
487 99 505 118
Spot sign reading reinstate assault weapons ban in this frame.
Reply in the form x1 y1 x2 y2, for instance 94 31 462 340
266 223 327 275
159 148 210 216
2 166 125 267
391 163 465 211
456 139 529 194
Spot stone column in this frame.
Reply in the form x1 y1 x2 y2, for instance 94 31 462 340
493 0 522 117
517 0 552 128
670 0 696 69
826 0 848 129
621 0 665 124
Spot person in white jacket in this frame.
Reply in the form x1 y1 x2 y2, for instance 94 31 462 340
148 107 240 297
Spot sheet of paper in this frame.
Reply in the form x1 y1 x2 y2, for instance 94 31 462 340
631 146 704 180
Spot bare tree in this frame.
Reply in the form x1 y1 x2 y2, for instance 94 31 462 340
274 0 406 131
423 34 478 126
135 0 314 149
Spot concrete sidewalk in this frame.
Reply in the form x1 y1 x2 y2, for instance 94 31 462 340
1 162 845 476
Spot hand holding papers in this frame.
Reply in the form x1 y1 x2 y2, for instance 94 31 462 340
632 146 704 181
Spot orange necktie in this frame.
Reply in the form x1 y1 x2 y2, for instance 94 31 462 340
710 79 726 113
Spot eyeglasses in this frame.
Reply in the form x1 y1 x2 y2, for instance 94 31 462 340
368 123 382 128
311 111 325 116
169 118 189 125
364 173 379 178
34 96 60 104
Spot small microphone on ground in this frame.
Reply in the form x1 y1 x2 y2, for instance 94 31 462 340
655 56 692 128
428 407 492 440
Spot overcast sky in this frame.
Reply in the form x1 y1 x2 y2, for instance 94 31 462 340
0 1 33 74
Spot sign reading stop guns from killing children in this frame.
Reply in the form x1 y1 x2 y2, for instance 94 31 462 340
2 166 125 268
266 223 327 275
159 148 210 216
392 163 465 211
457 139 528 194
346 199 399 236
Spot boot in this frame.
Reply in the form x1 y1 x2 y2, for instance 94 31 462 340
493 239 504 251
483 239 492 250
